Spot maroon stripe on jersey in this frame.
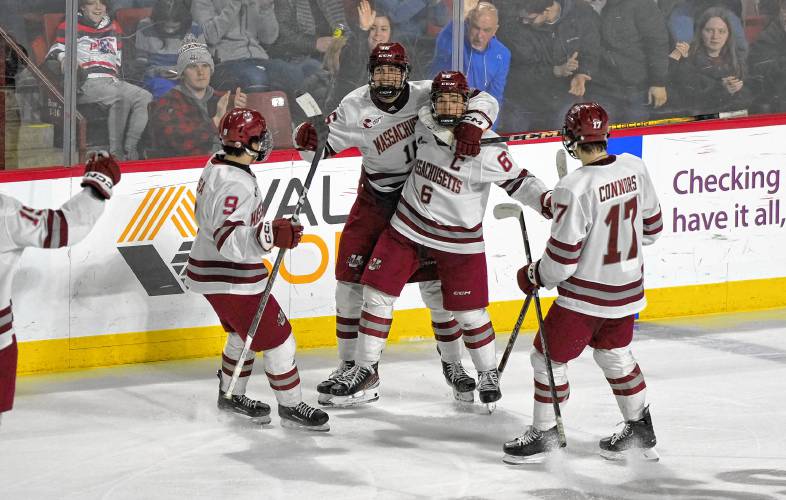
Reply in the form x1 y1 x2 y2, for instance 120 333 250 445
360 312 392 325
548 237 583 252
566 275 643 293
221 366 252 377
272 377 301 391
0 305 11 317
19 211 37 224
0 323 12 335
545 248 579 265
365 170 407 181
57 210 68 247
534 379 570 403
498 170 530 192
644 226 663 236
396 211 484 244
434 332 462 342
186 270 267 284
463 322 492 336
43 210 54 248
606 365 642 384
187 257 265 270
400 199 481 233
534 393 570 403
558 287 645 307
359 326 389 339
222 353 254 367
337 331 358 339
643 212 662 225
612 380 646 396
534 380 569 392
359 310 392 338
214 221 244 252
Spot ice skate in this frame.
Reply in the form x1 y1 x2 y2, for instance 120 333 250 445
599 406 659 462
442 359 476 403
502 426 561 464
316 360 354 406
216 371 271 424
328 364 380 407
477 368 501 412
279 402 330 431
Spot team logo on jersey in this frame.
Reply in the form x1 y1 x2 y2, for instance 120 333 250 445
347 254 365 269
361 115 383 129
368 257 382 271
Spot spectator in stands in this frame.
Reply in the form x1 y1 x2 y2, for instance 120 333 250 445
496 0 600 132
46 0 153 160
671 7 752 114
591 0 670 122
430 2 509 123
376 0 448 47
149 34 247 157
192 0 291 91
749 0 786 113
135 0 203 99
110 0 157 12
665 0 748 62
324 1 394 111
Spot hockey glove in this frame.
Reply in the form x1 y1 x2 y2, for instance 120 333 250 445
81 151 121 200
293 122 318 152
257 218 304 250
540 190 553 219
517 261 542 296
453 121 483 158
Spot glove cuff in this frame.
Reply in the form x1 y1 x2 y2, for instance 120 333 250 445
81 171 113 200
256 220 275 251
527 261 541 287
460 110 492 131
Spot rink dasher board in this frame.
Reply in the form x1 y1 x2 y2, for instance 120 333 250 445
1 121 785 374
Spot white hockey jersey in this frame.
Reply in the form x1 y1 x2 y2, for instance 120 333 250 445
537 153 663 318
390 121 548 254
0 190 105 351
185 156 273 295
317 80 499 194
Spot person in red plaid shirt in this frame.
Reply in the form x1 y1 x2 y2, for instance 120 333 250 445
149 34 247 158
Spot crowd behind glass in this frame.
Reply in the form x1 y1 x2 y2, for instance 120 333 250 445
1 0 785 166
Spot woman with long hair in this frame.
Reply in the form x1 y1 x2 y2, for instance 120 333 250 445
670 6 752 114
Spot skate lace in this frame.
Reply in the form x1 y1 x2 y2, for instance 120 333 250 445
477 369 499 391
513 426 542 446
336 365 365 387
329 361 353 380
445 361 470 382
236 394 258 409
295 402 317 418
610 422 632 446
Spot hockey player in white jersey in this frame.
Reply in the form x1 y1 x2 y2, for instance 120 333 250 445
328 71 553 407
503 102 663 464
292 43 500 406
185 108 329 431
0 151 121 428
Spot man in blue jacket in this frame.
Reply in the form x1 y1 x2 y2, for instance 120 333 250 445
430 2 510 126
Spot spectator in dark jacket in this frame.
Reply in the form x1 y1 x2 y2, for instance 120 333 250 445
496 0 600 132
666 0 747 61
670 7 752 114
135 0 203 99
591 0 670 122
149 34 247 158
324 1 395 112
430 2 510 124
749 0 786 113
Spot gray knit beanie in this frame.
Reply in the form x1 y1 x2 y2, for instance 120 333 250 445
177 33 214 76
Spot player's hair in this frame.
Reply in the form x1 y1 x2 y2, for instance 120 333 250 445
577 141 607 156
222 144 245 157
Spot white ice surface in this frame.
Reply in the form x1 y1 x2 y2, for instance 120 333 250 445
2 309 786 499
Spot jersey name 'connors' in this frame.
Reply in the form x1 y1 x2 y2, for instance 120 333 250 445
599 175 638 202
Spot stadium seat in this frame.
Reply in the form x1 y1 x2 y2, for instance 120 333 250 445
744 15 769 43
245 91 294 149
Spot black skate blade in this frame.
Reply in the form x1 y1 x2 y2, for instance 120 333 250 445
600 447 660 462
280 419 330 432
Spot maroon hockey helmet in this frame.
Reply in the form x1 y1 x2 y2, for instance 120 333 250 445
430 70 470 127
562 102 610 159
219 108 273 162
367 42 410 98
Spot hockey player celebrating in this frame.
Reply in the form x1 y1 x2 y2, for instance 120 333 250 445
293 43 500 406
503 102 663 464
185 108 329 431
328 71 553 407
0 151 121 428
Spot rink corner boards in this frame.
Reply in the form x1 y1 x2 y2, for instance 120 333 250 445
17 276 786 375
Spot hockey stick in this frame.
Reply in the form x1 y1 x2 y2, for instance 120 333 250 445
497 150 568 374
224 93 328 398
480 109 749 145
494 201 567 447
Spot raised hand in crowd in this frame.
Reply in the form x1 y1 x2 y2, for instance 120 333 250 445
722 76 744 95
554 52 579 78
358 0 377 31
669 41 690 61
648 86 668 108
569 74 591 97
214 88 247 127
